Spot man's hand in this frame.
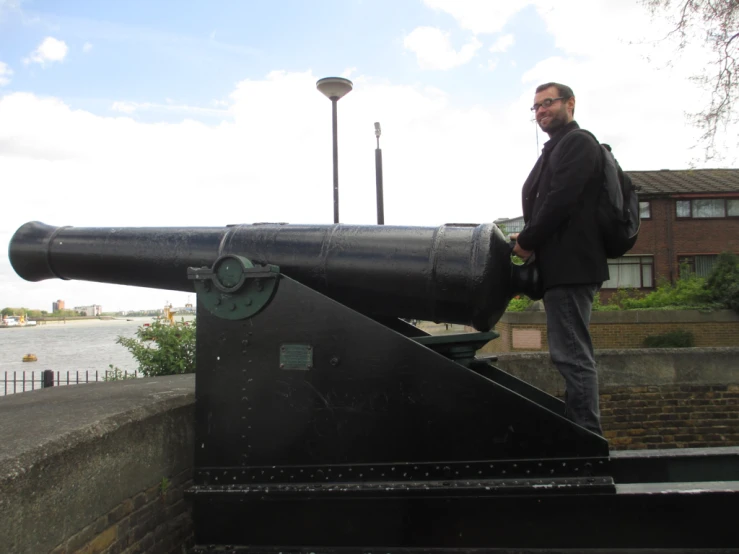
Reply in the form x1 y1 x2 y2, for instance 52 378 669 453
509 233 534 260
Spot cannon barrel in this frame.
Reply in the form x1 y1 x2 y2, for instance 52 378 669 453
9 221 521 331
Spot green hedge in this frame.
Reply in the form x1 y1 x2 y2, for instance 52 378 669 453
506 251 738 313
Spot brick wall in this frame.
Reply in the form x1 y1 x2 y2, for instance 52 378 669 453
0 376 195 554
601 385 739 450
49 469 193 554
492 349 739 451
482 309 739 353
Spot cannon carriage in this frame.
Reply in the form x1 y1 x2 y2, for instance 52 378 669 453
8 220 739 552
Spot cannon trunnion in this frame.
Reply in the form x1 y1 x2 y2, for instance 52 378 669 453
7 221 739 552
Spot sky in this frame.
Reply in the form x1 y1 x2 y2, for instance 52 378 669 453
0 0 736 312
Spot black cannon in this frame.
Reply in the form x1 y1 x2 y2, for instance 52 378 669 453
10 221 543 332
8 221 739 552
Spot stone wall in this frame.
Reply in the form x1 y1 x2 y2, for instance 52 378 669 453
49 468 192 554
1 349 737 552
492 348 739 450
483 309 739 353
0 375 195 554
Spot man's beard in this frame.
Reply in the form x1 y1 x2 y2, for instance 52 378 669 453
538 106 568 134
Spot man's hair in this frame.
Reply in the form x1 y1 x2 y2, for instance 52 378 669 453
535 82 575 115
536 82 574 98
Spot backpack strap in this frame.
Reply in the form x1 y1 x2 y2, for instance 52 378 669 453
566 128 600 147
551 128 601 160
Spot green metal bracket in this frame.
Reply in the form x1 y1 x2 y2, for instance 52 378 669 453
187 255 280 320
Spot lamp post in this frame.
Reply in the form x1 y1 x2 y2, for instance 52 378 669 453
374 122 385 225
316 77 353 224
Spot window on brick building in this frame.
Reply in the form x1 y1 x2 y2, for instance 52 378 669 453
675 198 739 218
602 256 654 289
639 201 651 219
679 254 719 278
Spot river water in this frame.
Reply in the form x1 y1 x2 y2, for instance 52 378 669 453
0 317 195 394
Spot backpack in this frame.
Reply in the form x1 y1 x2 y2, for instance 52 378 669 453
573 129 640 259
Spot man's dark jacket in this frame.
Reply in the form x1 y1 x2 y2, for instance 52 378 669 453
516 121 610 290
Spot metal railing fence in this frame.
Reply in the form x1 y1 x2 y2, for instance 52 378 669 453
1 369 139 396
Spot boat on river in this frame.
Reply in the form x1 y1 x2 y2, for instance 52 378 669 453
0 315 37 328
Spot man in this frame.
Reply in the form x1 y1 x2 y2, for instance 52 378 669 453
510 82 609 435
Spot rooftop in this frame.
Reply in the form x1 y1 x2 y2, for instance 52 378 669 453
630 169 739 196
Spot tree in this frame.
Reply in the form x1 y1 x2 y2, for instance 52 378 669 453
116 319 197 377
705 251 739 312
643 0 739 160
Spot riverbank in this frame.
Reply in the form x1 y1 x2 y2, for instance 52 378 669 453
32 316 121 325
23 316 191 326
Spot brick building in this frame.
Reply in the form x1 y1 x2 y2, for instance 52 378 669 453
495 169 739 301
604 169 739 298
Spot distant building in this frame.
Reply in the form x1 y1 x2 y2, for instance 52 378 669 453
171 303 195 314
52 299 65 313
74 304 102 316
494 216 524 235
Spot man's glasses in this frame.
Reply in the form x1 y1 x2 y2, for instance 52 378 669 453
530 97 566 112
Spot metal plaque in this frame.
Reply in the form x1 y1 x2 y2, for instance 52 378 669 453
279 344 313 370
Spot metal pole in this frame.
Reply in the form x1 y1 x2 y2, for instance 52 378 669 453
375 146 384 225
332 98 339 224
316 77 352 224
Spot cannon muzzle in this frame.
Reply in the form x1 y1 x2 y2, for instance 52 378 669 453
9 220 539 331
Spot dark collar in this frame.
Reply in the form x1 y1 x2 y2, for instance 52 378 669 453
542 120 580 153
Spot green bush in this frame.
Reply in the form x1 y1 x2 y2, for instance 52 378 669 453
643 330 695 348
705 252 739 313
605 273 715 311
103 365 139 381
506 296 533 312
512 252 737 313
592 290 624 311
116 319 196 377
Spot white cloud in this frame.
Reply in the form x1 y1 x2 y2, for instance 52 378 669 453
82 42 93 53
490 33 514 53
110 98 231 118
515 0 729 167
0 72 534 310
110 99 229 118
0 61 12 86
2 0 738 311
111 101 138 114
24 37 68 65
0 0 23 18
487 59 499 71
422 0 530 35
404 27 481 70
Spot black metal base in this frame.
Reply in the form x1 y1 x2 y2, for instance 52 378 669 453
188 276 739 551
192 545 739 554
190 484 739 550
194 550 739 554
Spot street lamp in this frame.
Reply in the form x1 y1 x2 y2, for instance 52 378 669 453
316 77 353 224
374 122 384 225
